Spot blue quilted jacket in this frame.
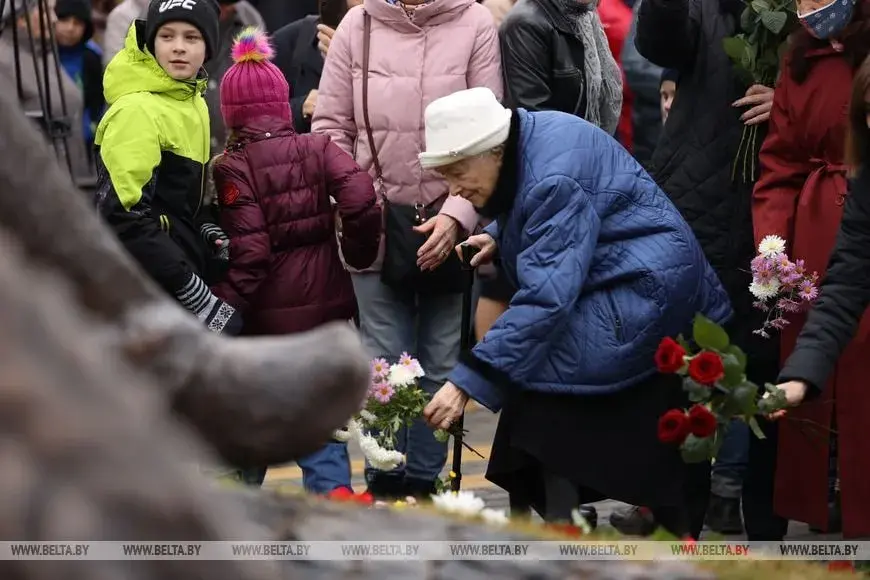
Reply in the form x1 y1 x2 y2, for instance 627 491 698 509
448 109 732 412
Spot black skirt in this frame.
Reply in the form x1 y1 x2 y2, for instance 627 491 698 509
486 373 694 513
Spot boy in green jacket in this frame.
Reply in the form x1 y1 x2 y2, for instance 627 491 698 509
95 0 241 334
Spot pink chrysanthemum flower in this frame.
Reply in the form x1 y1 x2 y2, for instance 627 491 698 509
372 382 395 404
793 259 806 276
774 253 794 275
371 357 389 376
798 280 819 302
754 259 776 284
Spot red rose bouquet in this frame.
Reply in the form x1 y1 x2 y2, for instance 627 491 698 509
655 314 788 463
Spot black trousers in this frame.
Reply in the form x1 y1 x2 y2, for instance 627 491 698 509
742 418 789 540
510 462 711 539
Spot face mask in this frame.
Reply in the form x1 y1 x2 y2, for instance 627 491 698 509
798 0 856 39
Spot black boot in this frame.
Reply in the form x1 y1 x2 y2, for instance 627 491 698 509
610 505 656 536
578 504 598 530
404 477 438 501
705 494 744 534
365 473 405 501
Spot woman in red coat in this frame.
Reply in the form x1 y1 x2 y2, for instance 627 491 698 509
210 29 380 491
752 0 870 538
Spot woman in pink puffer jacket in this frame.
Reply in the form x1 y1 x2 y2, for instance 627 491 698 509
312 0 502 500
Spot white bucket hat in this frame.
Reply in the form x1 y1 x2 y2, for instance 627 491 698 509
418 87 512 170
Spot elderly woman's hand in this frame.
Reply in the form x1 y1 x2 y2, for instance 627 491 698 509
414 214 461 271
457 233 497 267
423 381 470 430
767 380 809 420
733 84 774 126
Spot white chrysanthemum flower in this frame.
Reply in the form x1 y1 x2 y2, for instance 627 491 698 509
749 279 781 300
359 409 377 423
480 508 509 526
758 235 786 257
358 432 404 471
431 491 485 517
571 509 593 534
388 364 417 388
332 428 352 442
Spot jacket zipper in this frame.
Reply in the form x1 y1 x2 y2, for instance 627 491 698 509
605 291 624 342
191 73 208 217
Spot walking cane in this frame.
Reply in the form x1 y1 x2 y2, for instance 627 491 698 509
451 243 479 492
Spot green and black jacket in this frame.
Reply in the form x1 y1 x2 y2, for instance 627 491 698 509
94 21 211 293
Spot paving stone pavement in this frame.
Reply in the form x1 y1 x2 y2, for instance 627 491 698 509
264 404 834 541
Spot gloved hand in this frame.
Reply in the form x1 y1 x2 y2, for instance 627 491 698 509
200 223 230 261
175 273 242 335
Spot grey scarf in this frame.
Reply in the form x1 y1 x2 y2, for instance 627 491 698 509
562 0 623 135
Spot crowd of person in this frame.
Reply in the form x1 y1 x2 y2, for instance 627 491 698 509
2 0 869 542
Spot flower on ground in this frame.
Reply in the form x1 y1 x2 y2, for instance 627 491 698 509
480 508 509 526
687 404 717 438
327 486 354 501
388 364 417 388
570 509 593 534
658 409 690 444
431 491 485 517
758 235 786 257
372 382 395 404
654 337 686 374
749 279 781 300
687 351 725 385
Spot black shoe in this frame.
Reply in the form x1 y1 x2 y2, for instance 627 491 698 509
610 505 656 536
578 505 598 530
404 477 438 501
706 494 744 535
365 473 405 501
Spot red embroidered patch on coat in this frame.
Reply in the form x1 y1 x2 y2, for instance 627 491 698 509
220 183 240 206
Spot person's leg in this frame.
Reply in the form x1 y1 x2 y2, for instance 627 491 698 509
351 273 415 497
651 461 710 539
407 290 462 493
297 440 353 494
708 419 749 533
742 417 789 540
541 472 580 523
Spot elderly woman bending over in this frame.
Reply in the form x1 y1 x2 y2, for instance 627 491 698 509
421 88 732 539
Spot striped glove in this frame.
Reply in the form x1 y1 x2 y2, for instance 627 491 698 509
175 273 242 335
200 223 230 261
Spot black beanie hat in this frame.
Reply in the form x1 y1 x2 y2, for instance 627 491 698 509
145 0 220 61
54 0 94 42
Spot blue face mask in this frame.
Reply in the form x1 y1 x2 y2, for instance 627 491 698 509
799 0 857 39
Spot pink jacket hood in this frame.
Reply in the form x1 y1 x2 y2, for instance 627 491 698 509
364 0 477 29
312 0 503 271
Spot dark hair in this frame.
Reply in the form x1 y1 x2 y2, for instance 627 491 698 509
846 56 870 168
788 0 870 83
319 0 349 29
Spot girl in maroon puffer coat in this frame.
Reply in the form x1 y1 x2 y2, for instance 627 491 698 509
213 27 379 335
211 27 380 492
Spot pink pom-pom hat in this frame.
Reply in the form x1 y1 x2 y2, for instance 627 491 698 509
220 26 291 130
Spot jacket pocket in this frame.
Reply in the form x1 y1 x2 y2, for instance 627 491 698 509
604 290 624 343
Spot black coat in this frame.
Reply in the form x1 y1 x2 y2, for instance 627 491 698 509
249 0 318 32
500 0 586 116
779 169 870 391
273 15 322 134
635 0 777 378
81 45 104 148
